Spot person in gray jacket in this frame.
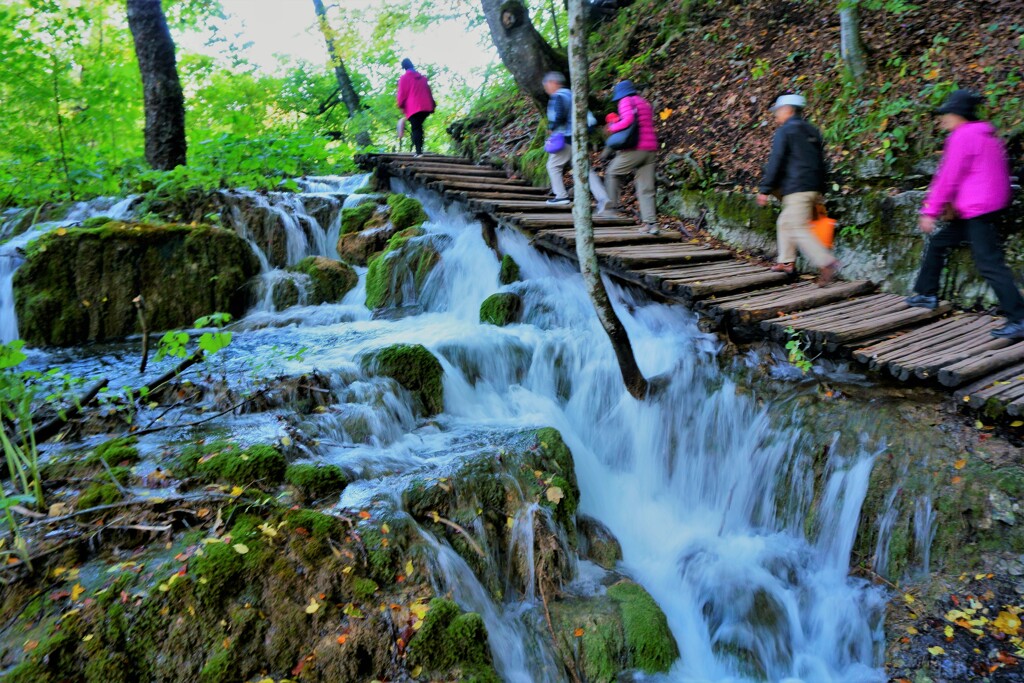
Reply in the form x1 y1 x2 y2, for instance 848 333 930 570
543 72 573 205
757 93 839 283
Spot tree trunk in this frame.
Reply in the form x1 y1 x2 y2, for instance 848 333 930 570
567 0 648 400
481 0 568 109
311 0 371 147
839 2 868 81
126 0 186 170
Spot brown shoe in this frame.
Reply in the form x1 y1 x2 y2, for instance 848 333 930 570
817 261 840 285
770 262 795 274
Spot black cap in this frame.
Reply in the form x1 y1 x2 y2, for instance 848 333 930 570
935 89 982 120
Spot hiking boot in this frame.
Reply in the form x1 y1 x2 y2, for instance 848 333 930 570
905 293 939 310
991 319 1024 339
817 260 841 285
644 223 661 235
595 209 625 219
770 262 795 274
546 196 571 206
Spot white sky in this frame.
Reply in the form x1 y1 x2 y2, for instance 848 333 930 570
177 0 496 95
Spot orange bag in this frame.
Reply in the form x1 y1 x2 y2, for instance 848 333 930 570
810 204 836 249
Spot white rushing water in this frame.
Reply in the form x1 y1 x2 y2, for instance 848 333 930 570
14 175 890 682
226 183 888 682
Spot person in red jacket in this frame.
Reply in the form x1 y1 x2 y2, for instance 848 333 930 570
396 58 435 156
905 89 1024 339
601 80 660 234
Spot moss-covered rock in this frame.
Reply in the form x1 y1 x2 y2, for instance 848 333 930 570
288 256 357 304
284 463 347 502
606 581 680 673
364 227 440 310
77 482 123 509
479 292 522 326
175 441 286 487
13 221 259 347
578 515 622 569
362 343 444 416
499 254 521 284
88 436 140 467
386 193 428 230
406 598 498 681
271 276 301 309
340 201 378 235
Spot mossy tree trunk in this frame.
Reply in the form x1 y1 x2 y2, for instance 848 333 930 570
839 1 868 81
126 0 186 170
567 0 648 400
481 0 568 109
311 0 372 147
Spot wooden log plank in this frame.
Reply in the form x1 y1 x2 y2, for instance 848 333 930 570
599 249 733 270
414 172 530 185
868 316 995 367
713 280 876 325
431 181 550 194
390 164 507 176
765 296 906 339
854 314 972 363
965 371 1024 403
765 294 899 331
938 342 1024 387
470 200 573 213
535 229 671 248
905 338 1012 382
822 304 952 346
1006 394 1024 417
954 362 1024 403
681 271 792 299
505 213 638 227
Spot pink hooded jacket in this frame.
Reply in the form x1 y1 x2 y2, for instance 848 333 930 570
921 121 1012 219
607 95 658 152
396 70 435 119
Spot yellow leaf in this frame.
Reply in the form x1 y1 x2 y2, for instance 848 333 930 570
1011 421 1024 427
71 584 85 601
381 523 390 534
927 646 945 655
405 560 414 577
994 610 1022 636
305 597 320 614
410 601 430 620
924 68 940 80
281 435 292 447
944 625 954 639
659 108 674 121
903 593 915 604
342 565 353 574
975 420 985 429
82 634 94 642
56 227 68 236
546 486 564 505
411 666 423 677
906 626 919 634
233 543 249 555
951 476 962 484
229 486 244 497
506 516 514 530
259 523 278 539
954 459 966 470
52 566 67 578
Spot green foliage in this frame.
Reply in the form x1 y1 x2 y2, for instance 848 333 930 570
784 326 814 374
157 313 233 362
77 483 123 509
606 582 680 673
362 343 444 416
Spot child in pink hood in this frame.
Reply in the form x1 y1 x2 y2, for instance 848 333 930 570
905 89 1024 339
396 58 435 156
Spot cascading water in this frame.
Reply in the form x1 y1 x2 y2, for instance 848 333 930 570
913 496 937 577
16 175 900 682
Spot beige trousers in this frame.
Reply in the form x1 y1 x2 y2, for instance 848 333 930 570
546 146 572 198
606 149 657 224
777 191 834 268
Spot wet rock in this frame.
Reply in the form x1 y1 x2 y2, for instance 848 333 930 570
13 221 260 347
386 193 428 231
174 441 286 489
578 515 622 569
288 256 357 304
499 254 521 284
340 200 382 235
988 490 1017 526
405 598 499 682
364 227 440 310
284 463 347 503
362 343 444 416
549 579 680 681
479 292 522 326
271 276 302 309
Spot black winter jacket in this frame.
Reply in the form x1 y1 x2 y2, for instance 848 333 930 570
758 116 827 196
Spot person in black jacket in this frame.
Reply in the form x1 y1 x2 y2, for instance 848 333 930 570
757 94 840 283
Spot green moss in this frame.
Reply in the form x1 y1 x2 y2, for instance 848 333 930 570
364 226 438 310
78 482 122 509
499 254 521 285
191 541 246 606
351 577 379 600
362 343 444 415
88 436 140 467
353 184 374 194
289 255 357 303
479 292 522 326
176 441 286 487
341 202 377 235
606 582 679 673
386 193 428 230
407 598 494 676
199 647 231 683
284 463 347 502
286 508 342 538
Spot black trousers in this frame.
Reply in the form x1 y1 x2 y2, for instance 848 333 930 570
913 211 1024 322
408 111 430 154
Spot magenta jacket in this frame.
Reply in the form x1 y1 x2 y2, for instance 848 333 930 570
921 121 1012 219
396 70 435 119
607 95 658 152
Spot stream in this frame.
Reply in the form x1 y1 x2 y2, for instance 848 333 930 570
0 176 902 682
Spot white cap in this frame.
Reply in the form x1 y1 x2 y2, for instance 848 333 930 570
771 94 806 111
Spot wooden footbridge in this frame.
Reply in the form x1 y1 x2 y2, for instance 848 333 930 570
357 153 1024 419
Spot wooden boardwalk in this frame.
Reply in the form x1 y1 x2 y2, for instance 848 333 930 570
357 153 1024 418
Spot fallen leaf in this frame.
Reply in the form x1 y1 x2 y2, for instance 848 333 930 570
405 560 414 577
546 486 564 505
954 459 966 470
904 593 916 605
659 108 674 120
951 476 963 484
358 510 371 520
305 597 320 614
71 584 85 601
229 486 244 497
574 627 585 637
927 646 946 656
381 523 390 534
337 634 348 645
232 543 249 555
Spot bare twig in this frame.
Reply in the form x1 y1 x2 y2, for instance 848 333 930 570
27 378 109 449
426 511 486 558
127 387 269 438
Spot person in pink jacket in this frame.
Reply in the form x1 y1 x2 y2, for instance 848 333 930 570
601 80 660 234
396 58 435 156
905 89 1024 339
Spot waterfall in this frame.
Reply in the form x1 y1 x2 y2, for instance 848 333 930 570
913 496 937 577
